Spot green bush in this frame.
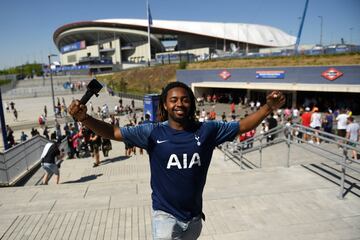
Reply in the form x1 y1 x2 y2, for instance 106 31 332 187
178 61 187 69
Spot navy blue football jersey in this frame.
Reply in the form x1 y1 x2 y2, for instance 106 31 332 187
121 120 239 221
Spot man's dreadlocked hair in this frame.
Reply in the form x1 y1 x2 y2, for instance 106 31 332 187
158 82 196 122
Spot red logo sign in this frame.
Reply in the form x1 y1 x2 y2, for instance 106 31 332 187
321 68 343 81
219 70 231 80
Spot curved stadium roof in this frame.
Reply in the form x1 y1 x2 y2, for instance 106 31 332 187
54 18 296 51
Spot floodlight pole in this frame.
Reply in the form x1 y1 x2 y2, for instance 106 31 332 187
48 54 57 116
318 16 323 46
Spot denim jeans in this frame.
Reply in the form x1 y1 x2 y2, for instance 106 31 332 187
152 210 202 240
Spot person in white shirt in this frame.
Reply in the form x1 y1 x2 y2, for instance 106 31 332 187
336 109 349 147
250 101 255 111
256 101 261 110
310 109 322 144
346 117 360 161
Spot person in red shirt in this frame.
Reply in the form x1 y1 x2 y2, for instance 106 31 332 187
245 129 256 148
230 102 235 114
301 107 312 141
209 107 216 120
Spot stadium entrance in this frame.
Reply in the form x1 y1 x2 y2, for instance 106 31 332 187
193 86 360 114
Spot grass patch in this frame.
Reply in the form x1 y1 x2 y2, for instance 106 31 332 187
98 53 360 95
0 79 11 86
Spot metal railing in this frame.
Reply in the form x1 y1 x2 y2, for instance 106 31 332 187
0 136 68 186
221 123 360 199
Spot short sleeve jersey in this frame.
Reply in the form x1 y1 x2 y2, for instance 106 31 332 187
42 144 60 164
336 114 348 130
301 112 312 127
121 120 239 221
346 122 359 142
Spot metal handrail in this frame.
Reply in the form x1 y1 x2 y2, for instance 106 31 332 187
221 123 360 199
0 136 68 186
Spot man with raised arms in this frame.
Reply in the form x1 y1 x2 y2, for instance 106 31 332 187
69 81 285 240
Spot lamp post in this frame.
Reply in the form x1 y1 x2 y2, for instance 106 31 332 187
223 22 226 52
349 27 353 44
48 54 57 116
318 16 323 46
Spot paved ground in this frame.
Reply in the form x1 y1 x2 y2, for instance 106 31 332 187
0 139 360 240
1 79 360 239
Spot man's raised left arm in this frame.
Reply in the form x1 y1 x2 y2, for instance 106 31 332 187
238 91 285 135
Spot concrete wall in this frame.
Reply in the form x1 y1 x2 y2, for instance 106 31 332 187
61 45 100 65
126 42 149 62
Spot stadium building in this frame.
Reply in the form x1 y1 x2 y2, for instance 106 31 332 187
53 19 296 71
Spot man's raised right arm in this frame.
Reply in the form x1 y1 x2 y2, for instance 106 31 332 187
69 100 123 141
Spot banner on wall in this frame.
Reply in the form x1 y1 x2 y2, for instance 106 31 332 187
256 70 285 79
61 40 86 53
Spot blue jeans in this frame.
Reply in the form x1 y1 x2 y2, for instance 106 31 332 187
152 210 202 240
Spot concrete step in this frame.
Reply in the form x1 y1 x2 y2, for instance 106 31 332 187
302 162 360 198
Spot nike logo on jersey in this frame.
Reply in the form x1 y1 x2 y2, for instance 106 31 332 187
156 140 168 144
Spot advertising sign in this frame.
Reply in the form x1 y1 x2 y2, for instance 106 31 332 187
61 40 86 53
60 65 89 71
256 70 285 79
143 94 160 122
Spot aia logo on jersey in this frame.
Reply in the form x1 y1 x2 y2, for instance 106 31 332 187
167 153 201 169
219 70 231 80
321 68 343 81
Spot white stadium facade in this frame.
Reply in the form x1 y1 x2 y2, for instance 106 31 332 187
53 18 296 68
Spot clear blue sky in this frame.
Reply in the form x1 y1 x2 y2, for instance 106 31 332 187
0 0 359 69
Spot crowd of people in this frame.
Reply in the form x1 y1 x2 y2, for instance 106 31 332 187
194 96 359 159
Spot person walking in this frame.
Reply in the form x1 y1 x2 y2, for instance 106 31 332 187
301 107 312 142
310 109 322 144
323 110 333 134
336 109 349 148
266 113 278 142
43 126 50 139
13 108 18 121
44 105 48 118
41 141 64 185
20 131 28 142
346 117 359 161
6 125 15 148
89 130 102 167
69 81 285 239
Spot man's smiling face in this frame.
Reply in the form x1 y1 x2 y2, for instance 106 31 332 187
163 87 191 124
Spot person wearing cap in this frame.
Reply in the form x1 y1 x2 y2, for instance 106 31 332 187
301 107 312 142
346 117 359 161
